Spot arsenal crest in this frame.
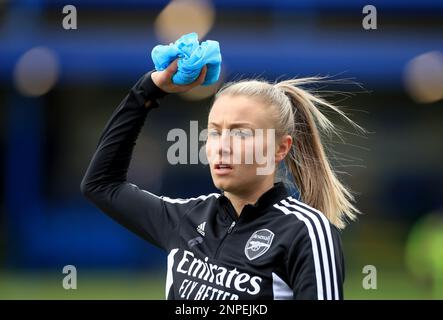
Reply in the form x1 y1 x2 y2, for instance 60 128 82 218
244 229 275 261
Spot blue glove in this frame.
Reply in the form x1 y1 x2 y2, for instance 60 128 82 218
151 32 222 86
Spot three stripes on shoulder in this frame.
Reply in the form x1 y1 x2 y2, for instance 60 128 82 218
274 196 340 300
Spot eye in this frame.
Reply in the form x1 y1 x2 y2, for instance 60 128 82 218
230 129 253 138
207 129 220 137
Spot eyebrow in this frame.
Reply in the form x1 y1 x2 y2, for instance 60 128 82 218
208 122 255 129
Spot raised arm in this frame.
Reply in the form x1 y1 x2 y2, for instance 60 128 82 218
80 61 207 250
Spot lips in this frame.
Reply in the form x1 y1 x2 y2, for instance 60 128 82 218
214 163 233 175
215 163 232 169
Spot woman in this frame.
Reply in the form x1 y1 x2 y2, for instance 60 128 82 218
81 59 362 300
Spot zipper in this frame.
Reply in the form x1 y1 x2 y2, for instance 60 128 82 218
227 221 236 233
214 221 236 259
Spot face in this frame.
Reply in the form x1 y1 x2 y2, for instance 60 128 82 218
206 95 292 195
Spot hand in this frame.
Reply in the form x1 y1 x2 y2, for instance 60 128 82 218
151 59 208 93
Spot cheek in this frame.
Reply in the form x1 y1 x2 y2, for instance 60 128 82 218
205 140 216 161
243 140 255 158
231 139 244 157
253 132 276 158
255 139 268 154
250 138 269 159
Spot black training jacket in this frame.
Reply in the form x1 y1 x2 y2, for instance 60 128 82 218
80 71 345 300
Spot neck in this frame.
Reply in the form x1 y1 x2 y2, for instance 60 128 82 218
224 179 274 217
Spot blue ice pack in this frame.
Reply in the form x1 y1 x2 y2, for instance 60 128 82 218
151 32 222 86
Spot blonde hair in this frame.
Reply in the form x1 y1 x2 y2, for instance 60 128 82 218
213 76 365 229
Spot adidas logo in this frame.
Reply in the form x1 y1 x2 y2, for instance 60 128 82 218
196 222 206 237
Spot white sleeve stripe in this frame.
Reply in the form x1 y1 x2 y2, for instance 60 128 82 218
137 186 220 204
274 203 324 300
165 248 179 299
281 199 333 300
161 193 220 204
288 196 339 300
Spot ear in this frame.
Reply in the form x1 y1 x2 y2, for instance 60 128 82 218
275 134 292 163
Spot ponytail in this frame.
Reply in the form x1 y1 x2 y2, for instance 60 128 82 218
274 78 365 229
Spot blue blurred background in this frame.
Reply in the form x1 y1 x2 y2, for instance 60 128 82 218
1 0 443 299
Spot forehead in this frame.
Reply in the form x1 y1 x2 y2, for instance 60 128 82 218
209 95 275 128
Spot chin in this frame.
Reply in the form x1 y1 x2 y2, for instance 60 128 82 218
212 177 234 192
213 180 229 191
213 178 248 195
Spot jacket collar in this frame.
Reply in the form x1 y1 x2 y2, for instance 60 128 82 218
217 182 290 222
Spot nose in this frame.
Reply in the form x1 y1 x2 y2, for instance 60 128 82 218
218 129 232 158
